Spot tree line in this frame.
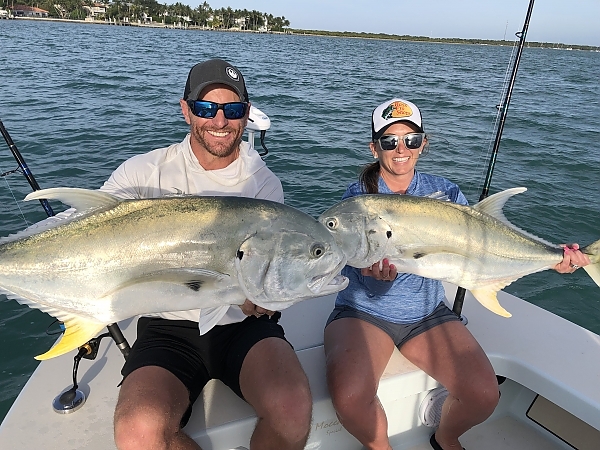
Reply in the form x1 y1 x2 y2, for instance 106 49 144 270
293 29 600 52
1 0 291 30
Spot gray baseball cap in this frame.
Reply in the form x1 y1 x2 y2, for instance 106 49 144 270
183 59 249 102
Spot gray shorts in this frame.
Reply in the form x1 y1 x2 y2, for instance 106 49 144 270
326 302 461 348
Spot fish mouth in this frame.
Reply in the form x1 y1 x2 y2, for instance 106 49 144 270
307 258 349 295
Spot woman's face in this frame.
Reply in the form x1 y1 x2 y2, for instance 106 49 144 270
370 121 425 179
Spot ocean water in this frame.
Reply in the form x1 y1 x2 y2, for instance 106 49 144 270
0 20 598 421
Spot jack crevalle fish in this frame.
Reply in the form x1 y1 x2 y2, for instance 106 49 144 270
318 187 600 318
0 188 348 360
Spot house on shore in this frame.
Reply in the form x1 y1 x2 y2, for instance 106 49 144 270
12 5 49 18
83 3 107 20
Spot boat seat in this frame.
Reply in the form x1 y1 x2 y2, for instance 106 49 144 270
183 294 439 445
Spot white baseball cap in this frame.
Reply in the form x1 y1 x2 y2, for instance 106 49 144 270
371 98 424 140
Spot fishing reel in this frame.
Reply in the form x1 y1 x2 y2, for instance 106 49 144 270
51 323 130 414
51 333 108 414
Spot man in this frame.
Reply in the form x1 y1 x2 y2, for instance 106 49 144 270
105 59 312 450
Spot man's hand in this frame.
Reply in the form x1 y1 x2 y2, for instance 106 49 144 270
240 299 275 317
554 244 590 273
361 258 398 281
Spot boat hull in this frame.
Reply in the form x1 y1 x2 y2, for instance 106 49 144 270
1 285 599 449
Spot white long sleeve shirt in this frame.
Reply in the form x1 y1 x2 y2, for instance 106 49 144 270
100 134 284 333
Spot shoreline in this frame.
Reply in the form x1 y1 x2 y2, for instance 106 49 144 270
7 16 282 32
7 16 600 51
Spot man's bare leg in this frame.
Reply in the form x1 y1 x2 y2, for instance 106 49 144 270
240 337 312 450
114 366 200 450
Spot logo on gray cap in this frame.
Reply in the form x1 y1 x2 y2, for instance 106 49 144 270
226 67 240 81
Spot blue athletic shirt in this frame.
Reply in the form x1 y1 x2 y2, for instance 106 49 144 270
334 170 468 324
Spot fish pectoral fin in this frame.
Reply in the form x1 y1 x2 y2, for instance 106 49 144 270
101 268 231 298
36 315 106 360
401 244 469 259
469 287 512 318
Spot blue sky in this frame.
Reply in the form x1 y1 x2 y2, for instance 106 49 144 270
196 0 600 47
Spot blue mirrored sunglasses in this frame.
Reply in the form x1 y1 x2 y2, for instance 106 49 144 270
378 133 426 151
187 100 248 120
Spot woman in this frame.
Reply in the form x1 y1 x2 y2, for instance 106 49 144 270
323 98 590 450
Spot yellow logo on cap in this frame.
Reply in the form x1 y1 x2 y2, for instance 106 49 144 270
382 101 413 120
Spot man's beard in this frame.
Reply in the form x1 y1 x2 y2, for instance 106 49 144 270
191 122 243 158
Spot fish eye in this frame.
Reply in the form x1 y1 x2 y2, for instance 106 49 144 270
310 243 325 258
324 218 338 230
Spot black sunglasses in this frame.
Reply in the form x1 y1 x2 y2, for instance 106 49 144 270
378 133 426 151
187 100 248 120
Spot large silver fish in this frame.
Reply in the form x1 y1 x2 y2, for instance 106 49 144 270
318 187 600 318
0 188 348 360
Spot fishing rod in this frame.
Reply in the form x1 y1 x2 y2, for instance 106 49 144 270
452 0 536 317
0 119 55 217
0 119 131 360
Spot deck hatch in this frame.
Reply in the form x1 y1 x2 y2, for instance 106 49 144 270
526 394 600 450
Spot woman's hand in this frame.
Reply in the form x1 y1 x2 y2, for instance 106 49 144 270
554 244 590 273
361 258 398 281
239 299 275 317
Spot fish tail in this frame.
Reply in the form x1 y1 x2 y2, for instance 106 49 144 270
35 316 106 360
582 239 600 287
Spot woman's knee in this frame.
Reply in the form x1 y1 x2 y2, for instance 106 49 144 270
454 375 500 419
477 381 500 417
328 374 378 421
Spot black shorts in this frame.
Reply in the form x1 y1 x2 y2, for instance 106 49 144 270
326 302 461 348
121 312 289 423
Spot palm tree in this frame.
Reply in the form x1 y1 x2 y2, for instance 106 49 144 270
194 1 210 27
248 9 263 31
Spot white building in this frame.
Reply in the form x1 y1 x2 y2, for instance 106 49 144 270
12 5 49 18
83 3 107 19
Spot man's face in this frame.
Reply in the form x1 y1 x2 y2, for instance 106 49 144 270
181 84 248 165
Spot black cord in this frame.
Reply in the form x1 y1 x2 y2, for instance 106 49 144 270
45 319 64 336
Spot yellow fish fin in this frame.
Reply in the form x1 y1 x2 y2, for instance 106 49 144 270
583 264 600 288
35 316 106 360
469 287 512 318
582 239 600 287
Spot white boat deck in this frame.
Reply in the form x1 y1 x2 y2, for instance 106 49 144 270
1 285 599 449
